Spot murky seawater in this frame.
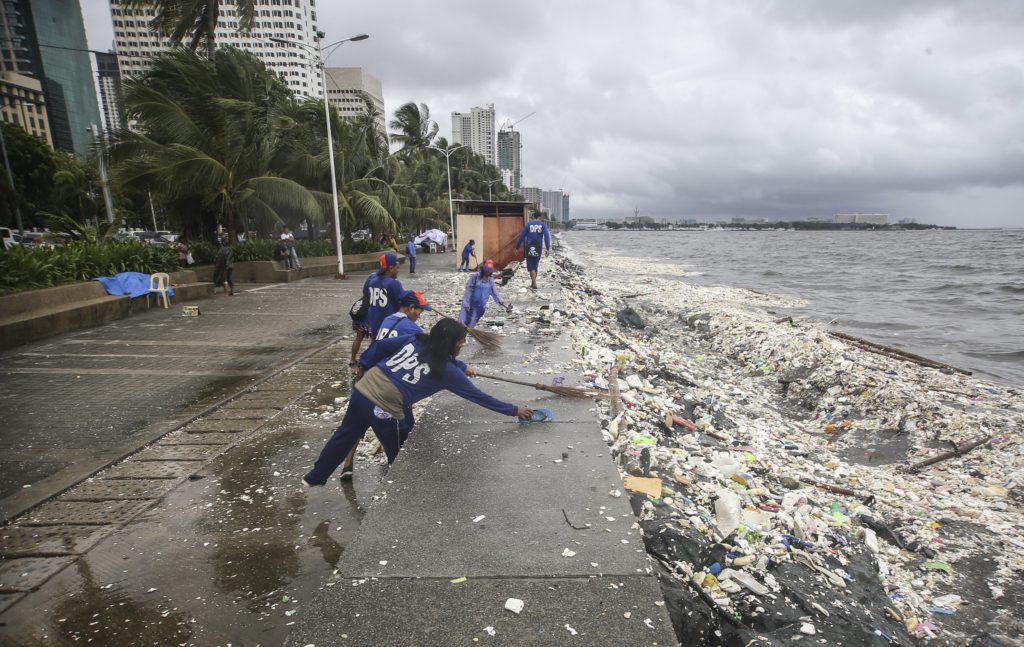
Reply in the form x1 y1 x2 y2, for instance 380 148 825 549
566 229 1024 386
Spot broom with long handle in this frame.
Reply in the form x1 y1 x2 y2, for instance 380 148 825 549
431 307 503 351
474 372 611 399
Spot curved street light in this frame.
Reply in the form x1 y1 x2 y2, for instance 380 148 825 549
426 144 463 250
483 178 503 201
270 33 369 278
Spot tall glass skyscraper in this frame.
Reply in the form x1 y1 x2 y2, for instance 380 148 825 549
0 0 100 155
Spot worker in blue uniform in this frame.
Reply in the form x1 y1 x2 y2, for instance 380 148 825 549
515 215 551 289
303 318 533 485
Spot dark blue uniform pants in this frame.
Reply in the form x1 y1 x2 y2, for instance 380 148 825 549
305 390 413 484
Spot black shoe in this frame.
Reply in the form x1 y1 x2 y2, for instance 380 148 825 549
302 476 324 488
339 466 354 481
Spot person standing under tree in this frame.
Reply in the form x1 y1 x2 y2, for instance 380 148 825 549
303 318 533 486
406 235 418 274
460 239 477 272
515 214 551 289
458 259 509 327
281 226 301 270
213 239 234 296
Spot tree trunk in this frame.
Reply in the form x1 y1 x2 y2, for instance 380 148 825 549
206 1 219 60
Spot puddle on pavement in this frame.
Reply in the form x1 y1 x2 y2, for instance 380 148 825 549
0 409 383 646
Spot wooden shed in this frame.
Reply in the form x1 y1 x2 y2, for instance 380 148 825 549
453 200 529 270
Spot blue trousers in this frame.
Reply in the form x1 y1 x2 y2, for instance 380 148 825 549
408 256 416 273
464 304 486 328
305 390 413 483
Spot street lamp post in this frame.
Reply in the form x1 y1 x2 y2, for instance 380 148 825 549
87 124 115 223
426 144 463 251
271 33 368 278
483 179 502 201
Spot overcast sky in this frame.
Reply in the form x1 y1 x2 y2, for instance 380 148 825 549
83 0 1024 227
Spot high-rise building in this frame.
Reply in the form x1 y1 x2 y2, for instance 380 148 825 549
0 0 100 155
497 128 520 191
562 193 570 222
542 189 564 222
94 51 122 132
110 0 322 98
451 103 495 165
323 67 385 134
0 71 52 146
521 186 542 209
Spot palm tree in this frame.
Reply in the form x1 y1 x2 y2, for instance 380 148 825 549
125 0 255 59
388 102 438 157
107 48 321 243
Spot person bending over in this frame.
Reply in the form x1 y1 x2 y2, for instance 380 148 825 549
460 239 477 272
458 259 509 328
303 318 533 485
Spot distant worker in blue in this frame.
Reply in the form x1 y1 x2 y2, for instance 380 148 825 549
406 235 418 274
376 290 431 340
459 259 510 328
515 214 551 289
460 239 477 272
303 318 533 485
364 252 404 338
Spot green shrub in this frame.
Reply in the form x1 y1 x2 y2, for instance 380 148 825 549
0 240 178 296
189 240 217 265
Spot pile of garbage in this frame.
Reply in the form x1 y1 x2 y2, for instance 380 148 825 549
552 244 1024 646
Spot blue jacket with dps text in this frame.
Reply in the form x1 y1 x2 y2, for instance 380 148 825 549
375 312 423 341
516 219 551 253
461 241 476 260
357 335 518 416
364 272 404 336
406 240 417 258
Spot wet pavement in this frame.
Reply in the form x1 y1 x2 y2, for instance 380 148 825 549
0 252 675 646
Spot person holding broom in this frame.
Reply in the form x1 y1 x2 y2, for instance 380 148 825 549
303 318 533 485
458 259 510 328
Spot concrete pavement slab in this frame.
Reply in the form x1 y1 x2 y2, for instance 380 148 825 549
24 500 155 525
159 431 248 445
100 460 204 479
0 557 76 592
0 525 113 557
287 576 677 647
62 479 180 500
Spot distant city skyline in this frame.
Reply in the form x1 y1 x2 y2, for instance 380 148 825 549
80 1 1024 228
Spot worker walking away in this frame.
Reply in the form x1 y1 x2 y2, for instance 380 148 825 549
515 214 551 290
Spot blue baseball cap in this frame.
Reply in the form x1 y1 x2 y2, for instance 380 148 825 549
399 290 432 310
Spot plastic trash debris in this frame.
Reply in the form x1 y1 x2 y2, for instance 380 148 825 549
524 407 555 423
561 548 577 557
714 489 742 536
505 598 524 614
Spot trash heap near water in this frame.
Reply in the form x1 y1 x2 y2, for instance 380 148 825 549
552 248 1024 646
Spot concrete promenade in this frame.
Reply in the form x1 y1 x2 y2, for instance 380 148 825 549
0 252 676 646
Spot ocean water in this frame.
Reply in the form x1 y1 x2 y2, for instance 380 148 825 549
564 229 1024 387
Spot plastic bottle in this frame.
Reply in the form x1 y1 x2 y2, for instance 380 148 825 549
715 489 742 536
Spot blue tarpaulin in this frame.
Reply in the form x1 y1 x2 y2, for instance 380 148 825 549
96 272 174 299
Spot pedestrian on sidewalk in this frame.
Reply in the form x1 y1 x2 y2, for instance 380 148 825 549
338 290 433 479
406 235 418 274
177 238 190 266
458 259 509 328
213 238 234 296
281 226 301 270
304 318 533 485
459 239 477 272
515 214 551 289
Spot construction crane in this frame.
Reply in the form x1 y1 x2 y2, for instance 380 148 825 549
499 111 536 132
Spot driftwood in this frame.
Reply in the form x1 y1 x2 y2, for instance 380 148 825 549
608 363 623 418
829 331 972 376
803 478 859 497
907 434 994 472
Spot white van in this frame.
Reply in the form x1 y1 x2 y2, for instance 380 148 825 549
1 227 19 250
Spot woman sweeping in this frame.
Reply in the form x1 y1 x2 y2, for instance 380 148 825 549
458 259 509 328
303 318 533 485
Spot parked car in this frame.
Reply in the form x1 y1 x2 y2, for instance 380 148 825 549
1 227 18 250
129 231 172 246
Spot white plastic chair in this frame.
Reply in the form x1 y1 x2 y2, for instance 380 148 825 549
428 242 438 254
149 272 171 308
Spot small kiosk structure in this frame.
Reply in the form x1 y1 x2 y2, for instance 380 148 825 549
453 200 530 269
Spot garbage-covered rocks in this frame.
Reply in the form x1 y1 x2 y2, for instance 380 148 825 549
554 241 1024 646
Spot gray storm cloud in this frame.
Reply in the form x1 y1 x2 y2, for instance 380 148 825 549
83 0 1024 227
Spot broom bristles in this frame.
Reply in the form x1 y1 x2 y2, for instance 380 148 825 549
432 308 503 351
467 326 502 351
540 384 606 399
